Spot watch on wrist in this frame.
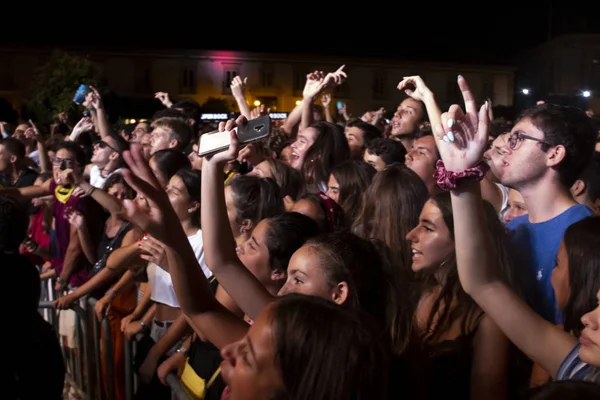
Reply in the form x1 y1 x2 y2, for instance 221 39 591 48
176 346 188 354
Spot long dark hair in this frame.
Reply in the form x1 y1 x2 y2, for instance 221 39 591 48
330 160 376 226
272 294 388 400
415 192 515 344
354 163 429 277
264 212 320 274
175 168 201 227
228 175 285 228
563 216 600 337
304 232 411 355
301 121 350 190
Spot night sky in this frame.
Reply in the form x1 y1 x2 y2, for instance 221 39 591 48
2 2 599 65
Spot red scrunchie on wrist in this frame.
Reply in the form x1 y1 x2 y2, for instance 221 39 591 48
434 160 489 191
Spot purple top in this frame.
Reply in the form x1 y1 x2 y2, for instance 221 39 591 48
49 179 96 287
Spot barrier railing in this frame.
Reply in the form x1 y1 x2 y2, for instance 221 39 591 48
39 300 94 400
39 279 193 400
165 373 193 400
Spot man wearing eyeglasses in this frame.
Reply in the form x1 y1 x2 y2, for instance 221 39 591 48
487 103 596 325
0 141 102 295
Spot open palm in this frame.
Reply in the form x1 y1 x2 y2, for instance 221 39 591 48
121 145 178 243
434 76 490 172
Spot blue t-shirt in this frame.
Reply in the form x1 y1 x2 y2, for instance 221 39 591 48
507 204 593 324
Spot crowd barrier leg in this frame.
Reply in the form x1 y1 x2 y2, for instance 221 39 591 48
75 311 84 390
102 315 116 400
90 303 103 400
39 301 93 400
165 373 193 400
72 303 94 400
124 338 134 400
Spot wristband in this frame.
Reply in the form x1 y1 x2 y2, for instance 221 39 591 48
434 159 489 191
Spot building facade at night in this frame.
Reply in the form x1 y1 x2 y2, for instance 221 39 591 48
0 46 516 118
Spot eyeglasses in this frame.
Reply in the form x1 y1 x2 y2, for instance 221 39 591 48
51 157 78 169
94 140 119 153
508 132 552 150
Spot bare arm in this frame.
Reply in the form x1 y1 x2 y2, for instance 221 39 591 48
165 246 251 349
79 181 126 217
74 218 96 264
230 76 251 120
0 178 51 200
106 230 144 275
147 314 192 359
282 105 303 136
201 159 275 320
470 316 509 400
59 224 84 284
452 183 576 377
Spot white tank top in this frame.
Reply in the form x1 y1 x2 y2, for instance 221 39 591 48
148 229 211 308
90 165 122 189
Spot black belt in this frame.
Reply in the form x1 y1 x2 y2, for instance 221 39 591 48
153 320 174 328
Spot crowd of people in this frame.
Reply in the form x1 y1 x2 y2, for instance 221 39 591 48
3 63 600 400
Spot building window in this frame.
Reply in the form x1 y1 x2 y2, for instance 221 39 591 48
223 64 240 94
373 71 387 100
182 68 196 93
262 68 274 88
134 61 152 93
293 71 304 94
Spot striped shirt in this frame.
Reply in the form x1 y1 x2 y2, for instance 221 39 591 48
557 343 594 381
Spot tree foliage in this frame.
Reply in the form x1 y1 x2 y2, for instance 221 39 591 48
23 50 104 124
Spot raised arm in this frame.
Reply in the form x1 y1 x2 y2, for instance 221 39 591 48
437 75 577 377
120 143 250 348
200 119 275 319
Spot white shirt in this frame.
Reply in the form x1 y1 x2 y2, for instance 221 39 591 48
90 165 122 189
148 229 210 308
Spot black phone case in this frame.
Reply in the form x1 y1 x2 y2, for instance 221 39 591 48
198 115 271 157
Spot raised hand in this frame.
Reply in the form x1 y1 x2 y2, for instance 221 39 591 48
434 76 489 172
321 65 347 89
303 70 326 100
120 144 175 243
230 76 248 99
139 235 167 267
154 92 172 107
25 120 42 142
65 207 86 230
88 86 103 110
321 93 331 107
397 75 433 102
56 168 82 186
203 115 245 166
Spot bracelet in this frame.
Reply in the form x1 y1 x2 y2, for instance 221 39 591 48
105 289 117 298
56 276 67 286
176 346 188 354
139 320 147 330
80 184 95 197
434 160 489 191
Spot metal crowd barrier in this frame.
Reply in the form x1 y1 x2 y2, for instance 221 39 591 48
38 277 193 400
165 373 193 400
